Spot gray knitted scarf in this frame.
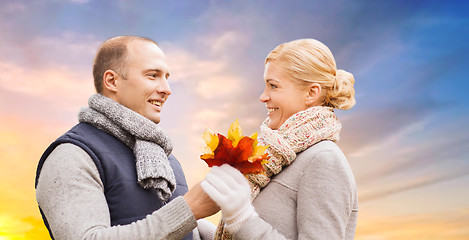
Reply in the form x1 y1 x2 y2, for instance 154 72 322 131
78 93 175 201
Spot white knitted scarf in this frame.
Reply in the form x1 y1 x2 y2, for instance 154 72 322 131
78 93 176 202
215 106 342 239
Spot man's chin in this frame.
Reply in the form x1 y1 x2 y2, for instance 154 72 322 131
151 118 161 124
143 114 161 124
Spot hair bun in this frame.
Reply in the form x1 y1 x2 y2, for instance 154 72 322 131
326 69 356 110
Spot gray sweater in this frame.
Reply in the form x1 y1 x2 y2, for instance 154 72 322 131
36 143 200 240
234 141 358 240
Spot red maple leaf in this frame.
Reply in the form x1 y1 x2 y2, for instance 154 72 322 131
200 120 268 174
201 125 269 175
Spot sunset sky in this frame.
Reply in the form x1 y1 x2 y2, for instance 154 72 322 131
1 0 468 239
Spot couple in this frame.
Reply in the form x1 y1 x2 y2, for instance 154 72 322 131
35 36 358 240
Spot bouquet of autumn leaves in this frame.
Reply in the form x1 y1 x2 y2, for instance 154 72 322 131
200 120 270 174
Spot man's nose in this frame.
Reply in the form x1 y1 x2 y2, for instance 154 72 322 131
159 79 172 96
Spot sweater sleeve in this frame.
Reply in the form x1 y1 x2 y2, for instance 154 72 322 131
232 215 288 239
234 149 356 240
36 143 197 240
295 150 355 239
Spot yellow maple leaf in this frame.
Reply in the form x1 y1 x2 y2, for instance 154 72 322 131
227 119 242 147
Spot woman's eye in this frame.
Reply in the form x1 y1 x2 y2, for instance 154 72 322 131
270 84 278 89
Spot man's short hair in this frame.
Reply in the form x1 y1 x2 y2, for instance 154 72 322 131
92 36 158 93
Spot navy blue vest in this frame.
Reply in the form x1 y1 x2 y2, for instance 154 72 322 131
35 123 193 239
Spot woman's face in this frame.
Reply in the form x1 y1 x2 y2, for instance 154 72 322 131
259 62 310 130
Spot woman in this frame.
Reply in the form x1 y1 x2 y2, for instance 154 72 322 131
202 39 358 240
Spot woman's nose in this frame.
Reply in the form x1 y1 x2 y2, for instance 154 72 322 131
259 90 269 102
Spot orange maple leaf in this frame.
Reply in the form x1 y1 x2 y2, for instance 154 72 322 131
201 120 269 174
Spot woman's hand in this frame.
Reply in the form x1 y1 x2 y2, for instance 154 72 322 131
201 164 257 234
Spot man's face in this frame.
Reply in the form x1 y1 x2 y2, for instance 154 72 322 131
114 40 171 124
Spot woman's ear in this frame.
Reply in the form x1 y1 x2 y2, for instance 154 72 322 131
102 70 119 93
305 83 322 106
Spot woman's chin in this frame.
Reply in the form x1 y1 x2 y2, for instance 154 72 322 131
267 120 279 130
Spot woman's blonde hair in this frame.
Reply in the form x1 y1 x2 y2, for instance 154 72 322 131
265 39 356 110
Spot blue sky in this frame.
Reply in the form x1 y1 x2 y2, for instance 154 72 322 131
1 0 468 239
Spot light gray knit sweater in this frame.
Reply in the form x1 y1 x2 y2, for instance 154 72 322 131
233 140 358 240
36 143 201 240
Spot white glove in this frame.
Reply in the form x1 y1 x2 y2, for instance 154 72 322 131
197 219 216 240
201 164 257 234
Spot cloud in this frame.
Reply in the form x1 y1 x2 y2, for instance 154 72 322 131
0 215 50 239
192 109 227 130
16 32 100 69
0 116 65 239
198 30 250 57
68 0 90 4
0 33 100 92
22 217 51 239
195 75 241 99
357 209 469 239
0 61 91 99
1 2 26 12
359 169 469 203
162 33 246 99
0 60 94 120
0 32 100 124
341 107 469 202
163 46 225 82
339 100 437 156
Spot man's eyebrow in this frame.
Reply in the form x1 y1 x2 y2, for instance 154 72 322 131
147 68 171 78
147 68 162 73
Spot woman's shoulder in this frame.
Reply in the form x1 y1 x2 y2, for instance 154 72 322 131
297 140 346 164
272 141 345 183
269 140 356 202
296 140 356 189
296 141 355 181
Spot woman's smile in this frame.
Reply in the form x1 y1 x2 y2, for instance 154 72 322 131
267 107 279 115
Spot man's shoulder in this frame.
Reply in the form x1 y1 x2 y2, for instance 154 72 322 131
66 122 103 138
36 123 108 187
45 143 96 171
37 142 99 186
59 123 127 152
50 142 90 158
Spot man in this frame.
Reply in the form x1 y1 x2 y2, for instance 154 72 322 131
35 36 218 239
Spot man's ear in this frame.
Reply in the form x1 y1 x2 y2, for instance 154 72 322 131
305 83 322 106
102 70 119 93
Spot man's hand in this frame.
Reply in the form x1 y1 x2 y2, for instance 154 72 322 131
183 182 220 220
